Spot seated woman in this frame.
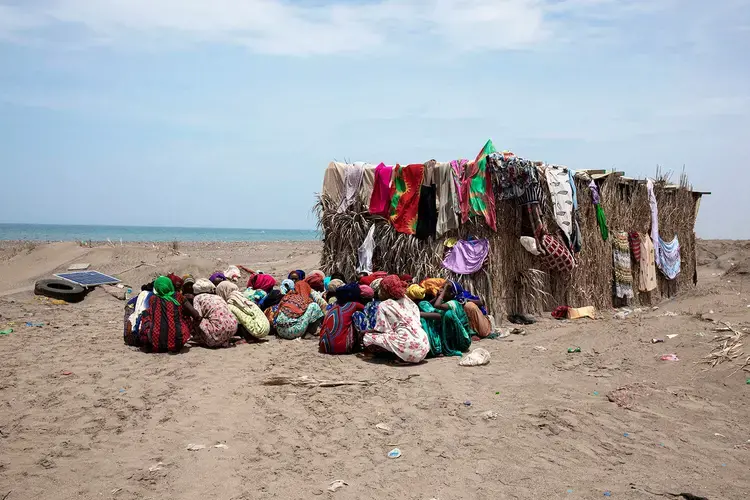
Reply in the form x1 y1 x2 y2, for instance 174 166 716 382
319 284 365 354
130 276 192 352
187 278 238 348
271 281 324 340
407 284 444 358
360 275 430 364
447 281 492 338
432 281 475 356
182 275 195 295
353 284 379 335
216 281 270 342
288 269 306 282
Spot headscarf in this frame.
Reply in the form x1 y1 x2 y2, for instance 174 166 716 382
209 272 226 284
310 270 325 281
449 280 487 314
248 273 276 293
279 281 313 319
407 284 426 300
216 281 239 302
183 274 195 286
327 279 344 293
420 278 446 297
370 278 384 293
335 283 362 305
323 276 332 289
288 270 306 281
193 278 216 294
167 273 184 291
280 279 296 295
360 285 374 299
399 274 413 283
153 276 180 305
259 290 282 310
380 275 406 300
305 274 325 292
359 271 387 286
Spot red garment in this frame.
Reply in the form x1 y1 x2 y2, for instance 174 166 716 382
540 234 575 273
389 164 425 235
359 271 387 286
167 273 183 290
628 232 641 261
319 302 365 354
247 273 276 292
305 274 325 292
380 275 406 299
399 274 413 283
551 306 570 319
369 163 394 218
139 293 192 353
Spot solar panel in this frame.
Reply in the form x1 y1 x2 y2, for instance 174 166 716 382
54 271 121 287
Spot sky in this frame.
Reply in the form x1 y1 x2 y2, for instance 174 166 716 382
0 0 748 237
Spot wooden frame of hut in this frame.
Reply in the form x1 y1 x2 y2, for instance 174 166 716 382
315 155 708 317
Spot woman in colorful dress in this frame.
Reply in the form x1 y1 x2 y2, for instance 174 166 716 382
133 276 193 352
319 297 365 354
360 275 430 364
188 278 238 348
272 281 324 340
216 281 270 341
432 281 474 356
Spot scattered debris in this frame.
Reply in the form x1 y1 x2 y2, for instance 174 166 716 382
387 448 402 459
702 322 745 367
262 375 371 387
714 433 726 438
110 488 122 495
327 480 348 492
510 328 526 336
213 443 229 449
67 263 90 271
0 329 12 335
61 371 72 376
667 334 679 339
25 322 44 327
567 347 581 353
652 338 664 344
660 354 680 361
375 423 392 433
482 411 498 420
463 401 472 406
459 348 490 366
148 462 166 472
186 444 205 451
533 346 548 352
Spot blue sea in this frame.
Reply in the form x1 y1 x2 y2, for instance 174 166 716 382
0 223 320 242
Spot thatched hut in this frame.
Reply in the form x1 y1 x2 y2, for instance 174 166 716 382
315 152 708 317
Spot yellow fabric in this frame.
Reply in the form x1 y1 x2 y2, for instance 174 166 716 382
419 278 446 297
227 292 270 338
407 284 426 300
567 306 596 320
444 237 458 248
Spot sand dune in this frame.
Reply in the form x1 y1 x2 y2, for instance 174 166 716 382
0 240 748 499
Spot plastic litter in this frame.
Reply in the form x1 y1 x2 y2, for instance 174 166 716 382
328 480 348 492
666 334 679 339
623 433 629 437
660 354 680 361
0 328 12 335
567 347 581 353
61 371 73 376
651 338 664 343
459 348 490 366
387 448 401 459
463 400 472 406
214 443 229 449
186 444 206 451
25 322 44 327
604 492 612 497
534 346 548 351
375 423 392 433
592 391 599 396
149 462 166 472
482 411 498 420
119 388 126 393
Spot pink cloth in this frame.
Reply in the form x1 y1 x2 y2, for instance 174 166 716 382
442 238 490 275
193 294 238 347
369 163 393 218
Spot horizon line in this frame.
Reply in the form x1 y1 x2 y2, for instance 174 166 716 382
0 222 317 232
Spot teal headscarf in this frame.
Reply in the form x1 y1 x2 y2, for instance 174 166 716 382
153 276 180 305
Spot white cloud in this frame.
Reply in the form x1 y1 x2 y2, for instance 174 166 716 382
0 0 575 54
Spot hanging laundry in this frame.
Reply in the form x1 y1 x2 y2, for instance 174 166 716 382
450 159 467 205
520 236 541 256
389 164 424 235
539 233 575 273
639 234 658 292
568 169 583 253
322 162 347 203
369 163 394 218
359 164 375 208
337 163 365 213
487 154 539 201
544 166 574 247
647 179 660 267
612 231 634 299
589 179 608 241
461 140 497 231
416 161 437 240
628 232 641 261
658 235 681 280
357 224 377 274
442 238 490 275
436 162 460 236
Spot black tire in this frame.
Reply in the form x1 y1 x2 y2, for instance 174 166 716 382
34 279 87 303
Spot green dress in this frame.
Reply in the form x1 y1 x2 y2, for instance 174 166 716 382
441 300 474 356
418 301 443 357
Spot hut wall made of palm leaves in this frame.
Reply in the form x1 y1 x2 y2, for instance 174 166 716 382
316 163 704 316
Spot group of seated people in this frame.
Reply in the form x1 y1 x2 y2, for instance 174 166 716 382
123 268 495 364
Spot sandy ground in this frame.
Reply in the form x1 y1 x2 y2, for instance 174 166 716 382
0 240 748 500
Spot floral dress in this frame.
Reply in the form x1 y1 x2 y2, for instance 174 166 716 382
193 293 238 347
362 298 430 363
